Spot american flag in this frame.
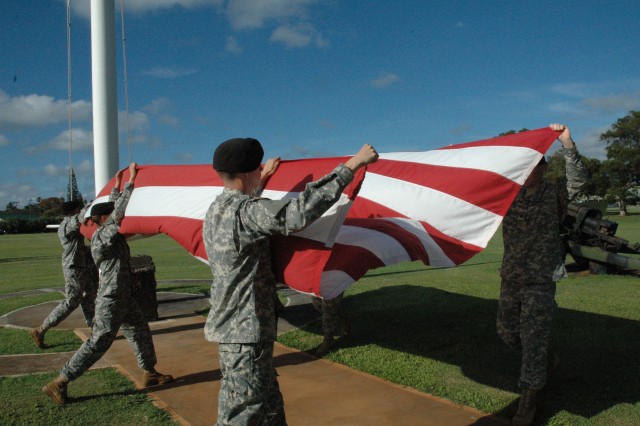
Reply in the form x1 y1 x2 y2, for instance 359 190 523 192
83 127 559 298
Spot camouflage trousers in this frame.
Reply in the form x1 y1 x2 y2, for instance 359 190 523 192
216 342 286 426
311 293 348 337
497 280 556 390
61 295 156 381
43 265 98 330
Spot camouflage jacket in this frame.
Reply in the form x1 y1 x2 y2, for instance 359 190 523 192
58 204 92 270
203 164 354 344
91 183 134 299
501 147 587 283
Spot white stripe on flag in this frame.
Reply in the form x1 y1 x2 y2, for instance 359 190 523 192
380 145 543 183
359 173 500 248
127 187 219 219
96 186 353 246
383 217 456 266
335 225 412 265
319 270 355 299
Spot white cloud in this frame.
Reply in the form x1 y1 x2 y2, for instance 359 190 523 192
141 67 198 79
143 98 172 115
550 82 591 98
159 114 181 128
47 128 94 151
550 80 640 114
0 182 36 209
176 152 194 162
71 0 223 19
547 102 577 114
226 36 244 54
269 22 327 49
119 111 150 133
75 159 93 174
0 90 91 131
583 92 640 114
371 73 399 89
44 163 66 177
0 135 9 147
577 126 609 160
226 0 318 30
71 0 327 50
141 99 180 127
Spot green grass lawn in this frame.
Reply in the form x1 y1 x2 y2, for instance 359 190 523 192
0 233 210 295
2 214 640 424
0 370 175 425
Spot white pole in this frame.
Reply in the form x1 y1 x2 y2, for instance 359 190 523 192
91 0 119 195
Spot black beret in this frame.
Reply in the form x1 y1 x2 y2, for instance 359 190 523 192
213 138 264 173
62 200 83 215
90 202 114 217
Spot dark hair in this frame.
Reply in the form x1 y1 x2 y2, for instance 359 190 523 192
90 201 115 216
62 200 83 216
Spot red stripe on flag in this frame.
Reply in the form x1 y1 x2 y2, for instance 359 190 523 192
120 216 207 260
367 160 522 216
440 127 558 152
342 218 430 263
347 198 483 265
98 158 363 198
270 235 332 295
324 243 386 281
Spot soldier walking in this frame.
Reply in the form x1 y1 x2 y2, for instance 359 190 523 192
30 199 98 348
42 162 173 405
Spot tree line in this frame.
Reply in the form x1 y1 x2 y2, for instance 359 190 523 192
0 169 84 234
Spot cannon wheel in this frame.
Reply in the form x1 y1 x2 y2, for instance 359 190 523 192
588 260 617 275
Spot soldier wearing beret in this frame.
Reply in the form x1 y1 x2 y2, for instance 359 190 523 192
43 162 173 405
204 138 378 425
498 124 587 425
30 199 99 349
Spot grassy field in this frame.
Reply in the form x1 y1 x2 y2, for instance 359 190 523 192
1 209 640 424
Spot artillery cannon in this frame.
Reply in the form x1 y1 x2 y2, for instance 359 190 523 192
564 203 640 274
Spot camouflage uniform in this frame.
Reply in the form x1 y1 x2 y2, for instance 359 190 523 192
61 183 157 381
204 164 354 426
498 147 586 389
42 205 98 331
311 293 349 338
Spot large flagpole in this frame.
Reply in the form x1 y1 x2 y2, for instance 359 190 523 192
91 0 119 195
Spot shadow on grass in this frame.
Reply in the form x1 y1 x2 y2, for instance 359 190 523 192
0 255 59 264
66 389 142 404
316 284 640 424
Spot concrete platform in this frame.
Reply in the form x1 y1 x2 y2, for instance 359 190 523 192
1 292 211 330
0 288 507 425
88 316 505 425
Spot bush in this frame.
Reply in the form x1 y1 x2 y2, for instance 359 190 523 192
0 218 61 234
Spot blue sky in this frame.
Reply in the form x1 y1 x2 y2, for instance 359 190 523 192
1 0 639 209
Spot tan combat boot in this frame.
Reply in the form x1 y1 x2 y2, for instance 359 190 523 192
43 375 68 405
512 388 538 425
30 327 45 349
142 369 174 387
